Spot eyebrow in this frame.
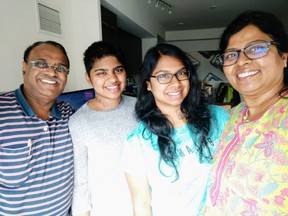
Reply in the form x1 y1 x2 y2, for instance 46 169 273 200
93 65 124 72
154 67 186 75
114 65 124 70
226 40 268 51
32 59 68 67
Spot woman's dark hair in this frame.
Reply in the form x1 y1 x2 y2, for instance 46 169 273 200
136 43 212 177
83 41 126 77
23 41 70 68
219 10 288 90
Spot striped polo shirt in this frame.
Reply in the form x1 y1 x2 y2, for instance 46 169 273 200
0 85 75 216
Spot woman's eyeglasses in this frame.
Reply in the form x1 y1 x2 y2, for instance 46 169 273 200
218 41 279 66
150 70 190 84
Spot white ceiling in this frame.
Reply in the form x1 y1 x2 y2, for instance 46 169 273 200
102 0 288 38
144 0 288 31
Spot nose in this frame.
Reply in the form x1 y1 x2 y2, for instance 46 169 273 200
46 65 58 75
108 72 119 82
236 51 252 65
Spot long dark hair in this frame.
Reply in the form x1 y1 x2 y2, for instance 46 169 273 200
219 10 288 93
136 43 212 177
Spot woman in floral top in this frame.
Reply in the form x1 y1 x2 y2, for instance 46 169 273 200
202 11 288 215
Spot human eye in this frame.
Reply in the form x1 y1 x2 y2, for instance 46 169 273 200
177 69 188 76
177 70 189 79
246 43 268 55
95 70 107 76
224 52 238 61
114 67 125 74
55 65 69 74
157 73 170 79
34 60 49 68
155 73 172 84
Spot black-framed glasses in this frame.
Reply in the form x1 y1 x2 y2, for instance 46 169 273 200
218 41 279 66
150 70 190 84
30 60 69 74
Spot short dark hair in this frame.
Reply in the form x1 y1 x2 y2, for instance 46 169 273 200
23 41 70 68
83 41 126 76
219 10 288 85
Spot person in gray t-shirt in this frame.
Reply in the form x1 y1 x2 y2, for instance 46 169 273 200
69 41 138 216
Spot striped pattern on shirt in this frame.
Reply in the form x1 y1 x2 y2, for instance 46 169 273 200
0 88 75 216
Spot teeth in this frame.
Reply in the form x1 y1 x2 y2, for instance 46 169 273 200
168 92 180 96
107 85 118 89
41 79 56 84
237 71 258 78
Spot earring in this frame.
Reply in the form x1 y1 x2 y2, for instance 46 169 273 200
285 62 287 68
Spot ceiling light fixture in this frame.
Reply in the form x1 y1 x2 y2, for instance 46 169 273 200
155 0 160 8
148 0 173 14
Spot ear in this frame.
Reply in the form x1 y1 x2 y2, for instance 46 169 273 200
85 72 92 85
282 53 288 68
146 81 151 91
22 61 27 76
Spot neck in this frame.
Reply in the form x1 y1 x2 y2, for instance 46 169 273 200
28 101 53 121
244 90 281 122
22 88 55 120
161 106 187 128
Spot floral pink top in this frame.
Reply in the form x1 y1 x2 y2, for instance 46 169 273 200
202 97 288 216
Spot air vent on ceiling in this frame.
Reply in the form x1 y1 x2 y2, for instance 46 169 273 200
37 3 62 35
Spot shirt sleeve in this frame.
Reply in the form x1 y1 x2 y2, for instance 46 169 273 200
121 128 147 176
69 122 91 215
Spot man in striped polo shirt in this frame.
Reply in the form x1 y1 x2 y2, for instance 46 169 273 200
0 41 75 215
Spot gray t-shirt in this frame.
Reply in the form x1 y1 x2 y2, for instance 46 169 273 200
69 95 138 216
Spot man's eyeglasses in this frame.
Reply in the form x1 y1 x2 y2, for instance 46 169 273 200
30 60 69 74
218 41 279 66
150 70 190 84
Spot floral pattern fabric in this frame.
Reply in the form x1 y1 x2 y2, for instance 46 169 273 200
202 97 288 216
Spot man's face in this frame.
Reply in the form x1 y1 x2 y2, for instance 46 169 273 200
22 44 69 104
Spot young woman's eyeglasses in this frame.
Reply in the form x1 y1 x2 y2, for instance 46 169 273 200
150 70 190 84
30 60 70 74
218 41 279 66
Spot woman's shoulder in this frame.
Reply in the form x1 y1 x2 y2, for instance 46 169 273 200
208 104 230 119
127 121 150 139
122 95 137 105
68 103 90 122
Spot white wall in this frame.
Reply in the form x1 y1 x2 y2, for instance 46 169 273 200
141 38 158 59
166 28 224 51
0 0 102 92
165 28 225 42
0 0 225 93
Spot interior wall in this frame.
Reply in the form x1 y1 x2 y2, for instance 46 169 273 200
1 0 228 94
188 51 227 95
0 0 102 92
